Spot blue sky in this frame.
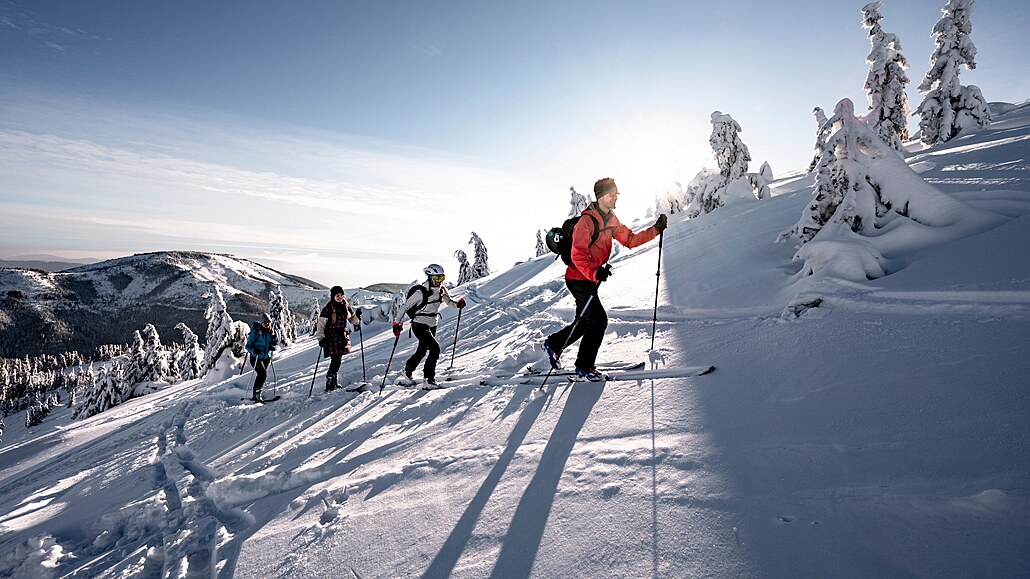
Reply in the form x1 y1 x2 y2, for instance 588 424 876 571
1 0 1027 287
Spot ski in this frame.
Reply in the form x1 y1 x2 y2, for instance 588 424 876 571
539 361 647 377
479 365 715 387
344 383 372 393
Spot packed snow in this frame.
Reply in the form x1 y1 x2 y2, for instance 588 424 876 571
2 102 1029 578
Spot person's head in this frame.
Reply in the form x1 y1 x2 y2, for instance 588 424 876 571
261 313 272 329
331 285 345 302
424 263 445 287
593 177 620 213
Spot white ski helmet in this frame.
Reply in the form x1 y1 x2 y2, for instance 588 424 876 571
424 263 445 277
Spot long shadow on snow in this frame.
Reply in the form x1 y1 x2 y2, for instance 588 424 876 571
487 383 605 579
420 389 551 579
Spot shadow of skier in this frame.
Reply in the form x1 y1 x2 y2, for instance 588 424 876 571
487 382 605 578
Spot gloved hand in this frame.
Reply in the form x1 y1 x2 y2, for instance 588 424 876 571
355 308 362 319
596 264 613 283
655 213 668 233
353 323 361 331
457 298 466 309
392 322 403 337
318 338 326 347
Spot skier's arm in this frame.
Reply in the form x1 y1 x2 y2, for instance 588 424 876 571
246 325 258 355
396 292 422 324
570 216 600 282
315 316 328 341
613 220 659 249
439 286 458 309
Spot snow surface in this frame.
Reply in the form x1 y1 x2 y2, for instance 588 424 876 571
2 103 1029 578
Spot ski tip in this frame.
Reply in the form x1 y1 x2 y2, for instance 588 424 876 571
700 366 716 375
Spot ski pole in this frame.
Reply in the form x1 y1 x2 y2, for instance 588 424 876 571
379 332 401 395
448 306 463 370
269 358 277 398
539 292 595 390
357 322 367 383
650 231 664 351
308 348 322 397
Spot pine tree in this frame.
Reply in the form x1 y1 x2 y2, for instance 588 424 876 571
915 0 991 145
202 287 234 373
174 323 202 381
535 230 549 257
141 324 170 383
863 0 911 150
469 232 490 281
454 250 472 286
780 98 887 243
74 361 125 419
122 330 148 388
569 187 588 216
808 107 830 173
268 286 295 347
308 298 320 336
710 111 751 182
654 180 686 215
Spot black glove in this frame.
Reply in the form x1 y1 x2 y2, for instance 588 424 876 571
354 308 362 319
655 213 668 233
596 264 613 283
353 323 360 331
318 338 326 347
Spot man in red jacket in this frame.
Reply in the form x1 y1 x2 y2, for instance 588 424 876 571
544 177 668 381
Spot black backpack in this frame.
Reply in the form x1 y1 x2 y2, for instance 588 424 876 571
405 284 431 320
545 214 599 266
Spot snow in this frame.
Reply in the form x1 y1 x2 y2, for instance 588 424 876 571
2 103 1030 577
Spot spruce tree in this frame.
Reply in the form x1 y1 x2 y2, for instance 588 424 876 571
915 0 991 145
142 324 170 383
535 230 548 257
74 361 124 419
174 323 202 381
569 186 588 215
268 286 295 347
710 111 751 182
469 232 490 281
454 250 472 286
808 107 830 173
863 0 911 150
202 287 234 373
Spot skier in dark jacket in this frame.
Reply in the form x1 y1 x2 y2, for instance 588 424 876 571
544 177 667 381
245 313 279 401
316 285 361 391
392 264 465 387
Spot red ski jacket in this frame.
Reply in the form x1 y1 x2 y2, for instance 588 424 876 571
567 204 660 283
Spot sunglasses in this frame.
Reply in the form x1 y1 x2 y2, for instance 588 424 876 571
430 274 445 283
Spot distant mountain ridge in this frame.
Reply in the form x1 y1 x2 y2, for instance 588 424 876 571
0 251 327 358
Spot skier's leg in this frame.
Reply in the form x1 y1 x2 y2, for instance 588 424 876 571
251 356 267 399
575 292 608 371
422 325 441 381
546 280 594 356
404 323 430 377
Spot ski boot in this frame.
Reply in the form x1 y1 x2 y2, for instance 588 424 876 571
325 373 338 392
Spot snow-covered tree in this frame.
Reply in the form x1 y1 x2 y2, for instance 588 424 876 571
535 230 548 257
121 330 147 388
862 0 911 151
454 250 472 286
174 323 202 381
780 98 889 243
307 298 320 336
141 324 170 383
569 186 588 216
710 111 751 182
654 180 686 215
747 162 774 201
469 232 490 281
74 361 125 420
915 0 991 145
808 107 830 173
202 287 234 373
268 286 295 347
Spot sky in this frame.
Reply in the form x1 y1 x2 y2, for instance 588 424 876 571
1 0 1028 288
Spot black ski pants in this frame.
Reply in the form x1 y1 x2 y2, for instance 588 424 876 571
547 278 607 371
249 356 269 397
405 322 440 380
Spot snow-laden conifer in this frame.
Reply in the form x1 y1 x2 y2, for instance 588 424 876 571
568 187 588 216
685 111 768 216
535 230 548 257
268 286 295 347
454 250 472 286
654 181 686 215
862 0 911 151
711 111 751 182
174 323 202 381
73 361 125 419
141 324 169 383
915 0 991 144
202 287 234 373
469 232 490 281
808 107 830 173
121 330 147 389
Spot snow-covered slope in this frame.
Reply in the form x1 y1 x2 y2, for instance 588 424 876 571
0 251 327 357
2 104 1029 578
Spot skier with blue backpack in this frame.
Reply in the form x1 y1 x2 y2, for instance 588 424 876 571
245 313 279 401
543 177 667 381
392 264 465 387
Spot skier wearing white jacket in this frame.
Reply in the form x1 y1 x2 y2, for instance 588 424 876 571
393 264 465 385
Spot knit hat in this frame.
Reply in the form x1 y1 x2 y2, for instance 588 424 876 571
330 285 345 297
262 313 272 324
593 177 617 200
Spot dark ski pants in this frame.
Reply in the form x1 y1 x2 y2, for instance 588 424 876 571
249 356 269 397
325 354 343 390
547 278 607 371
405 322 440 380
